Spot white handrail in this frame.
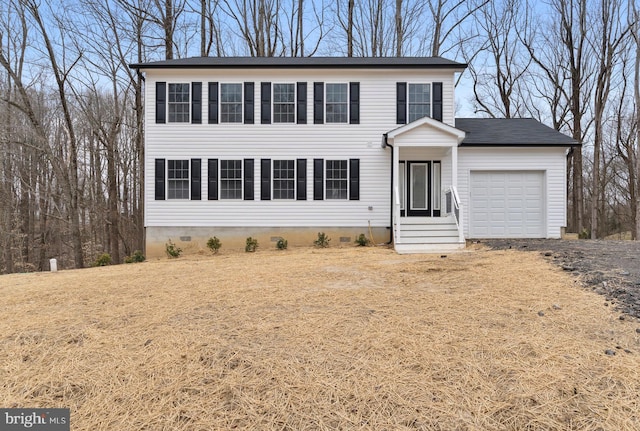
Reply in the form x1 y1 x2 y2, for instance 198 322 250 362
446 186 465 243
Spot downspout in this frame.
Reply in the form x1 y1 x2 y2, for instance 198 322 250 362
383 133 394 244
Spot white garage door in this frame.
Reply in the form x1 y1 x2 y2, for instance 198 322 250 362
470 171 545 238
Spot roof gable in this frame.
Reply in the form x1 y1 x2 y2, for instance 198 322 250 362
384 117 466 147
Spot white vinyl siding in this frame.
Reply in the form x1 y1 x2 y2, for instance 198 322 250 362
144 67 458 229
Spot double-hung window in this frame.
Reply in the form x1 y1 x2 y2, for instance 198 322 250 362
273 160 295 199
326 160 348 199
326 83 348 123
220 160 243 199
168 84 190 123
408 83 431 122
220 84 243 123
273 84 295 123
167 160 189 199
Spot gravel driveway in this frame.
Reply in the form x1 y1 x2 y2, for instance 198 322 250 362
482 239 640 319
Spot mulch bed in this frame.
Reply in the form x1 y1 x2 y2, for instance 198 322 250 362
481 239 640 319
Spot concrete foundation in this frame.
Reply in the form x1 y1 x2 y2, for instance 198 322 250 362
145 226 391 258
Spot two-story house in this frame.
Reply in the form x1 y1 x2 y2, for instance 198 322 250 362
130 57 577 256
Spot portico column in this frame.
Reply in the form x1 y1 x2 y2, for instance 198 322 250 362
451 144 458 189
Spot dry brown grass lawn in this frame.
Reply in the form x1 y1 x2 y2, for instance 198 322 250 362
1 246 639 430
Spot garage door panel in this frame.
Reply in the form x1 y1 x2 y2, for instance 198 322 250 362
470 171 545 238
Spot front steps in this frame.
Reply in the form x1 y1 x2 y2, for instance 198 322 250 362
394 216 465 254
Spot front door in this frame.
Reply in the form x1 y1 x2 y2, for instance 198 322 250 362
403 161 441 217
407 162 430 217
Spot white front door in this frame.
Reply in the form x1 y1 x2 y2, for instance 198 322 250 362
409 162 429 216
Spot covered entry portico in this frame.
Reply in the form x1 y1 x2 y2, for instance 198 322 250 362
384 117 466 253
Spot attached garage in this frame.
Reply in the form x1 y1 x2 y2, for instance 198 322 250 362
469 171 545 238
455 118 579 240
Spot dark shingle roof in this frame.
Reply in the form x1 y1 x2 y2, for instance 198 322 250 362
129 56 467 70
456 118 579 147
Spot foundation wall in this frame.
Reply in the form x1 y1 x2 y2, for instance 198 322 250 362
146 226 391 258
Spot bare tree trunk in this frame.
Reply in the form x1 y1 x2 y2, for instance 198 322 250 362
590 0 629 239
347 0 353 56
395 0 402 56
201 0 206 56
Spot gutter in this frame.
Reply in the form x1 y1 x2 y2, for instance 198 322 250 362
383 133 394 244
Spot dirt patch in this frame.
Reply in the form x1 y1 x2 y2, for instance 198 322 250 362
1 246 640 430
481 239 640 318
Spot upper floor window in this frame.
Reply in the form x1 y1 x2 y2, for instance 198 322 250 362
326 83 348 123
408 83 431 122
220 159 243 199
168 84 190 123
168 159 189 199
220 83 242 123
273 84 295 123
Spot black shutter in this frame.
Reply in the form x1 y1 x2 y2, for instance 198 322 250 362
155 158 165 200
155 82 166 124
244 159 254 200
349 82 360 124
190 158 201 200
396 82 407 124
313 158 324 200
261 159 271 200
432 82 443 122
296 158 307 200
208 82 218 124
313 82 324 124
191 82 202 124
244 82 254 124
349 159 359 200
207 159 218 200
261 82 271 124
297 82 307 124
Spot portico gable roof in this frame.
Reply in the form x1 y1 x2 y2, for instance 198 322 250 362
383 117 466 147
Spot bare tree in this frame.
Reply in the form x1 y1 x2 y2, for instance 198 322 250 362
425 0 488 57
466 0 531 118
632 1 640 240
521 0 593 235
589 0 630 238
221 0 283 56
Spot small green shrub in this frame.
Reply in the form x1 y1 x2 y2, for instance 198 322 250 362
314 232 331 248
355 233 370 247
245 237 258 252
93 253 112 267
276 238 288 250
207 236 222 254
132 250 145 262
124 250 145 264
165 239 182 258
578 228 589 239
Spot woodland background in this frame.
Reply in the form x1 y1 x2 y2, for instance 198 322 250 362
0 0 639 273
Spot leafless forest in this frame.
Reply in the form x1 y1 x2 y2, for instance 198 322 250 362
0 0 638 273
